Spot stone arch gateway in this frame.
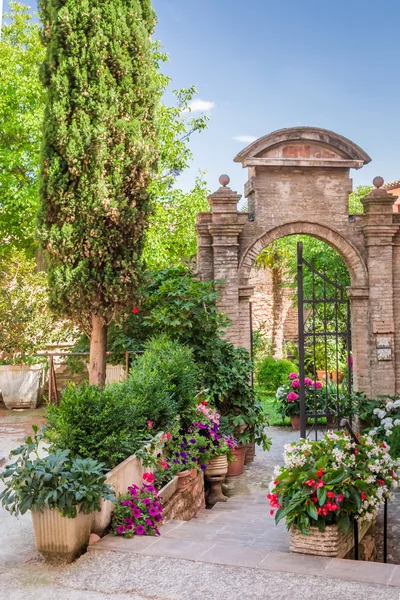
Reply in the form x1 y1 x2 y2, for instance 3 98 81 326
196 127 400 398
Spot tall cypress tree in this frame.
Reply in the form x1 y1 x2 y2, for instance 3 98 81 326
37 0 158 386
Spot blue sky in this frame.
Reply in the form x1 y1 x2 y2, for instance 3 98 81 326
5 0 400 197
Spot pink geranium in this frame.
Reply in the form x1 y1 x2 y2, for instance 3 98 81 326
287 392 299 402
288 372 298 379
312 381 323 389
304 377 313 386
291 379 300 389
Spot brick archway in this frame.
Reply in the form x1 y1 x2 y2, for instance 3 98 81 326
196 127 400 398
238 221 368 290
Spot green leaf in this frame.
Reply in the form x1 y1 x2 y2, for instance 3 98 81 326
307 502 318 521
317 487 327 506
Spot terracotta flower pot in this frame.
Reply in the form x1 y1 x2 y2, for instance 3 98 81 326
190 468 197 480
316 370 329 383
227 445 246 477
291 415 301 430
331 370 344 384
176 469 191 492
205 455 228 477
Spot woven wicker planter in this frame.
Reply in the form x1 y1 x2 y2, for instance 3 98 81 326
290 520 371 558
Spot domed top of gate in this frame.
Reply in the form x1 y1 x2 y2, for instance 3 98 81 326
234 126 371 170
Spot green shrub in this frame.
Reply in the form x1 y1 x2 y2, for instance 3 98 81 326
256 357 297 392
46 382 147 470
47 335 198 469
126 334 198 428
388 427 400 459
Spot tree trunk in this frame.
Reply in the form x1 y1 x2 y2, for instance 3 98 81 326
89 314 107 387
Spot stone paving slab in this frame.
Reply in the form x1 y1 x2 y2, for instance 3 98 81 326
57 551 400 599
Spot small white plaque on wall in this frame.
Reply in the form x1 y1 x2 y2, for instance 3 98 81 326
376 336 393 361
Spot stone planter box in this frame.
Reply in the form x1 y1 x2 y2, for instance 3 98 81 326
290 520 371 558
31 508 92 564
91 453 148 536
0 364 45 409
162 470 205 523
159 476 178 505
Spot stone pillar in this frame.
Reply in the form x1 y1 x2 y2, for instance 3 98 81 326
394 230 400 394
361 178 399 397
347 287 371 396
207 175 243 346
196 215 213 281
239 286 254 353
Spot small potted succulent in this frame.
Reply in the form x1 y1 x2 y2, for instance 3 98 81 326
0 426 114 563
268 430 398 557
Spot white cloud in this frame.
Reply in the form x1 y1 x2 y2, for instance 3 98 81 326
233 135 258 144
183 99 215 113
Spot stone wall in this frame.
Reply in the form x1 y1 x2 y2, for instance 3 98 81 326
249 266 298 358
162 471 205 523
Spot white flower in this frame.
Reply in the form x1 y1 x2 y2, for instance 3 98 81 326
386 402 394 411
394 420 400 427
369 429 377 436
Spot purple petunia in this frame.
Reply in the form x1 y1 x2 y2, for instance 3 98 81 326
121 500 131 506
132 508 142 519
190 439 196 444
117 526 126 535
145 518 153 526
142 498 151 506
154 513 162 523
200 464 207 471
148 506 159 517
136 525 146 535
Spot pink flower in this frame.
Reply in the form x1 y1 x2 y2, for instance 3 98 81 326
166 432 171 440
288 372 299 379
291 379 300 389
287 392 299 402
132 307 139 314
143 472 155 484
147 420 153 429
304 377 313 386
312 381 323 389
160 459 169 470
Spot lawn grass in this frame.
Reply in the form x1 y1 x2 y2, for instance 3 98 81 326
257 387 291 427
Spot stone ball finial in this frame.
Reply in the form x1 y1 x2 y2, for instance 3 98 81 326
373 176 384 188
219 174 230 187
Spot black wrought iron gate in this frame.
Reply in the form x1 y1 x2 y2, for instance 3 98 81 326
297 242 352 439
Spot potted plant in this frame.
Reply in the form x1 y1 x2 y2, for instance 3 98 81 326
0 250 70 409
0 426 114 563
268 430 398 557
111 475 163 538
275 373 323 430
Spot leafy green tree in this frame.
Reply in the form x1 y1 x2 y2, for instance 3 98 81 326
37 0 159 386
144 76 209 268
0 249 71 364
0 3 45 257
349 185 371 214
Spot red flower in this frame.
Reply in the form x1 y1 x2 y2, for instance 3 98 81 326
316 468 324 477
200 399 208 406
354 448 359 455
361 492 366 501
142 472 155 484
147 420 153 429
160 459 169 470
311 495 318 503
378 479 385 486
314 480 324 489
305 479 315 487
337 494 345 503
327 491 335 499
166 432 171 441
131 307 139 314
270 509 274 516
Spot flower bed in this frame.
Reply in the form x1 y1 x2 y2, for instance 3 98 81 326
268 431 398 545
